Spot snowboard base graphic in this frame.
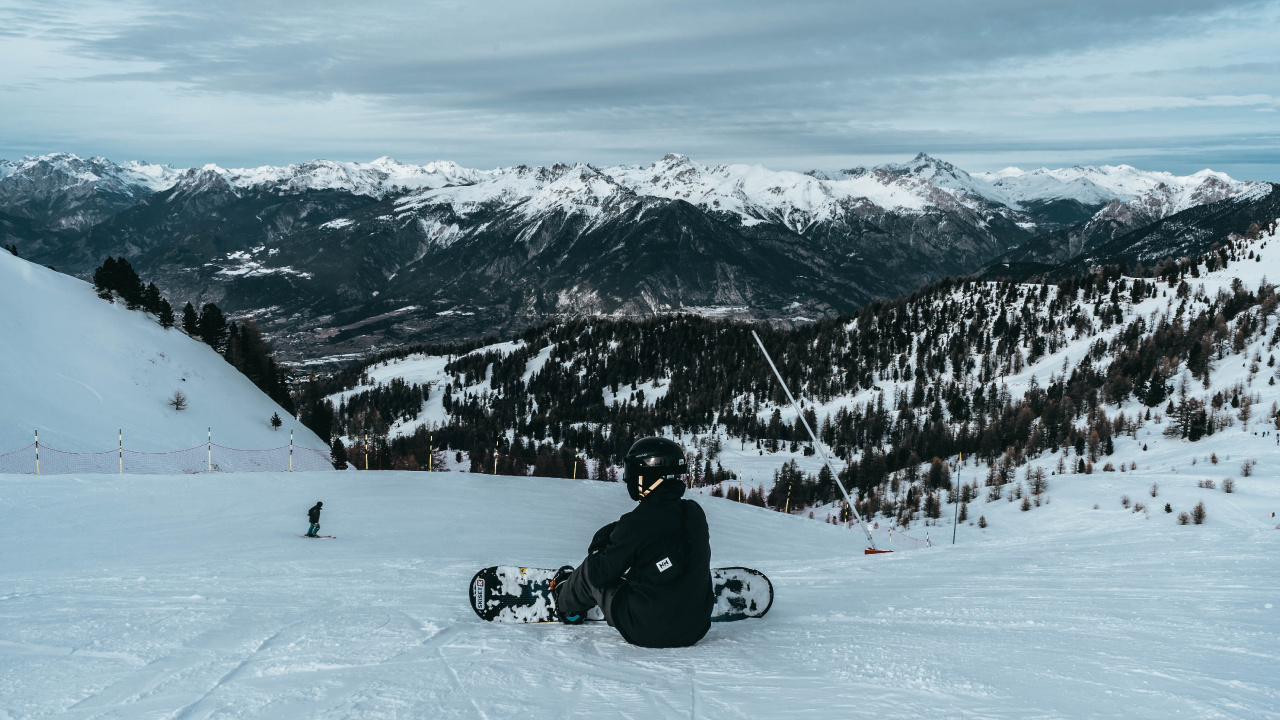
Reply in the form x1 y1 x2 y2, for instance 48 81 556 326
469 565 773 624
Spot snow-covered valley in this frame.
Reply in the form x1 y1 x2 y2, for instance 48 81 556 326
1 456 1277 718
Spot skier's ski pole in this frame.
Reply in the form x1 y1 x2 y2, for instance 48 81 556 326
752 330 880 552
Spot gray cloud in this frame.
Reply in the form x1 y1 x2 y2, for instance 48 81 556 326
2 0 1279 179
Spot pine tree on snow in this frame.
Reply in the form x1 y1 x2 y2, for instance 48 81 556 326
197 303 228 352
157 299 175 329
142 282 162 315
182 302 199 336
331 438 348 469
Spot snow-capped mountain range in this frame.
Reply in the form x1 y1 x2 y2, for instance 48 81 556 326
1 150 1273 361
0 151 1258 232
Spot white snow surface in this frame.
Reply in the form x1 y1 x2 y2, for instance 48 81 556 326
1 458 1276 718
0 252 325 453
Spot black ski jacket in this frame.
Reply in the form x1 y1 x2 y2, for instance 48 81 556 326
308 503 322 524
587 483 713 648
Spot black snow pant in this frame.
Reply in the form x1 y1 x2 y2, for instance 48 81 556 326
557 556 620 626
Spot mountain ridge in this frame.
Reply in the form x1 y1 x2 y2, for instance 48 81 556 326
2 151 1270 361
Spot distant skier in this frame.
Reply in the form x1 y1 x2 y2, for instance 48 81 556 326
550 437 714 648
306 501 323 537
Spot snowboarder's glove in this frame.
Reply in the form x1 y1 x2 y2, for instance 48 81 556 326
588 522 618 554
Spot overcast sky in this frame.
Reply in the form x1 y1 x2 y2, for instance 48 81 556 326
3 0 1279 179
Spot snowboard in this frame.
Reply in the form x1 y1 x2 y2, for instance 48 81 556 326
469 565 773 624
299 535 337 539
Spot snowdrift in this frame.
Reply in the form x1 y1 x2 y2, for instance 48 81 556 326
0 251 326 455
1 469 1276 717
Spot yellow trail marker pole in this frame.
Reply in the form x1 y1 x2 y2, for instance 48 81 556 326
365 434 369 471
573 459 578 480
493 439 499 475
207 427 212 473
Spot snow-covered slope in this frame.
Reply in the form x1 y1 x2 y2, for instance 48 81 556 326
1 464 1275 717
973 163 1256 216
608 153 942 228
397 163 642 228
0 252 326 453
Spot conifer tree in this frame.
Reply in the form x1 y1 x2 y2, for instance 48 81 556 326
142 282 162 315
197 303 229 351
331 438 348 470
93 257 118 300
182 302 199 335
157 299 175 329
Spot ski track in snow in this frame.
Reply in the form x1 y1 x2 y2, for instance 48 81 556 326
1 465 1278 718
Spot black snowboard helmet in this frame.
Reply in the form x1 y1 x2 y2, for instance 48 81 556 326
623 437 687 501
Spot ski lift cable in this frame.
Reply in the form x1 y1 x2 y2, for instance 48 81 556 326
751 330 882 553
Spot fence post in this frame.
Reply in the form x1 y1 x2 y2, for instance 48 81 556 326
289 429 294 472
573 459 577 480
429 435 433 471
364 433 369 471
207 426 212 473
119 428 123 474
493 439 499 475
35 430 39 475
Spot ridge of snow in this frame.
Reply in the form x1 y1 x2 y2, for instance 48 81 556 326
607 154 939 229
394 152 1260 233
2 152 1261 232
971 163 1257 213
0 251 325 452
214 157 490 198
0 153 183 194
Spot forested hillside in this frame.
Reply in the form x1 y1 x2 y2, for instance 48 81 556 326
297 220 1280 526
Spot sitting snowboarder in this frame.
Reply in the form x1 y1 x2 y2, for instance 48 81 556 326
306 501 323 537
550 437 714 648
